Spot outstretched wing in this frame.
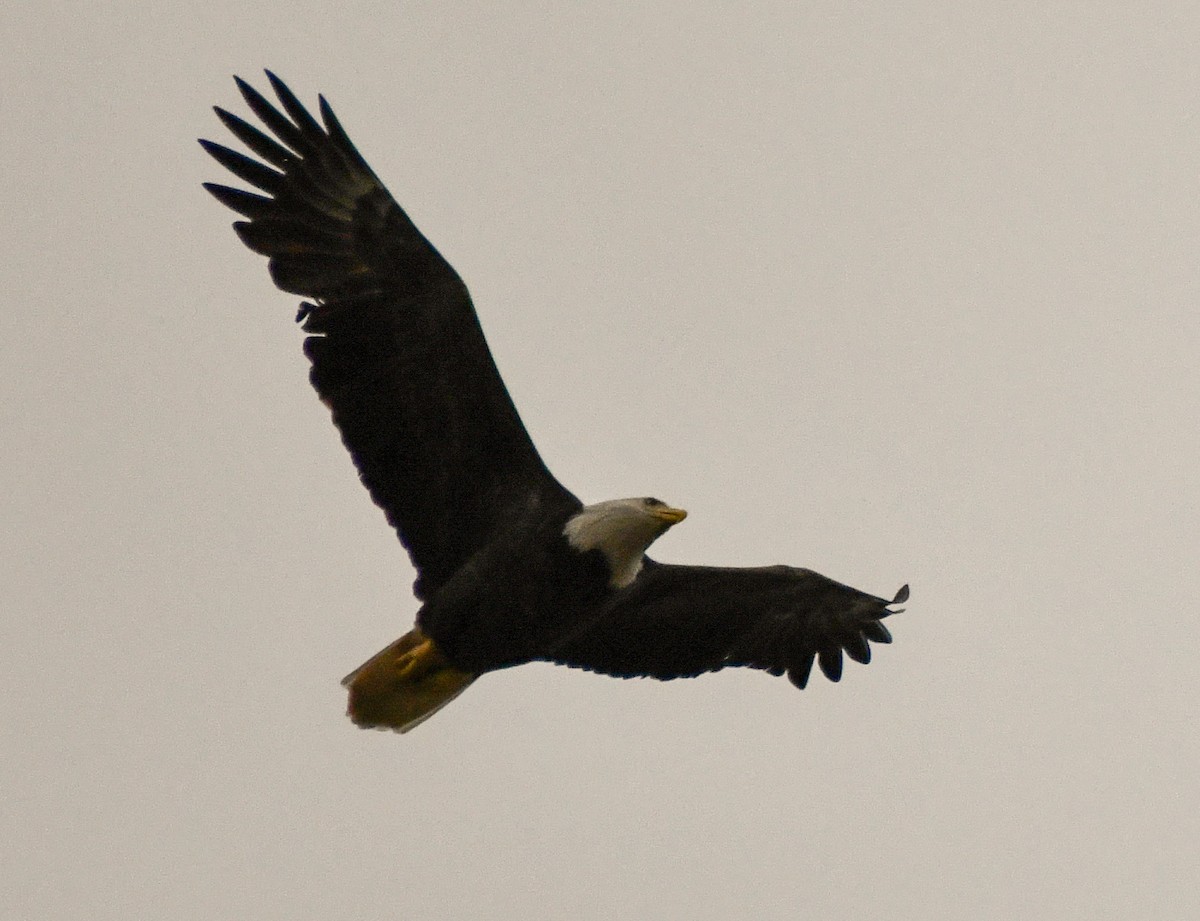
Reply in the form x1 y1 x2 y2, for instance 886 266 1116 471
549 561 907 688
201 72 575 598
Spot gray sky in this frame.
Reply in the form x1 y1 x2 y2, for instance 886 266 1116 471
4 3 1198 919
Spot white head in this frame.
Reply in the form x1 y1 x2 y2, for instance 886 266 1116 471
563 497 688 588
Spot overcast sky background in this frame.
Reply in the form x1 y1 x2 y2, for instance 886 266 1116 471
4 3 1198 919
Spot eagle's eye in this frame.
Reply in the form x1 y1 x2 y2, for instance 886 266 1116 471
644 497 665 508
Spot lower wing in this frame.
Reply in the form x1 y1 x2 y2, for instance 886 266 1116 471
549 560 907 689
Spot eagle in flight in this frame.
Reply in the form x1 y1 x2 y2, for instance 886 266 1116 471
202 72 908 733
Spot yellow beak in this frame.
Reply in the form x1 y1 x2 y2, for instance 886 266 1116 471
653 506 688 525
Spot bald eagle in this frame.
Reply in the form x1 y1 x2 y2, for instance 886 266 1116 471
202 73 908 733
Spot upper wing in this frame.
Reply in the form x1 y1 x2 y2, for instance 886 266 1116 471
201 72 574 598
549 561 907 688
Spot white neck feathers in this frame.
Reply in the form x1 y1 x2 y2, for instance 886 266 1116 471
563 498 678 588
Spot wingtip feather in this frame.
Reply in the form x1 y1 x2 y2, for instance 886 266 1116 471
818 647 843 683
789 651 815 690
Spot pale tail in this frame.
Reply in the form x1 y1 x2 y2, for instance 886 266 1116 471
342 628 477 733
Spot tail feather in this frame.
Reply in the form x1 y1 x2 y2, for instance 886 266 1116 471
342 628 476 733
